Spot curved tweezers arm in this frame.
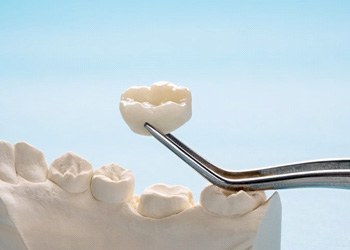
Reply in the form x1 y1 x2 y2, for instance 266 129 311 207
144 123 350 191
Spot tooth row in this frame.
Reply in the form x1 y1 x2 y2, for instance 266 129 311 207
0 141 267 219
0 141 135 202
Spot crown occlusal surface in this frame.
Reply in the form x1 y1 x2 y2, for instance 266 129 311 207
137 184 194 219
119 81 192 135
200 185 266 216
91 164 134 203
0 141 17 183
14 142 48 183
48 153 93 193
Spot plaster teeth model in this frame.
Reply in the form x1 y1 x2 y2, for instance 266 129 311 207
0 82 281 249
91 163 134 203
15 142 48 183
119 81 192 135
137 184 194 219
200 185 267 216
0 141 281 250
48 153 93 193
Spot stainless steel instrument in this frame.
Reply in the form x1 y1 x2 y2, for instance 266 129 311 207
145 123 350 191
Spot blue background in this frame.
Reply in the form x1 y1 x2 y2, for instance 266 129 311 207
1 1 350 249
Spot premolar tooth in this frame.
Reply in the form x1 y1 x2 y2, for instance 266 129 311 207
48 153 93 193
137 184 194 219
119 81 192 135
14 142 48 182
91 163 134 204
200 185 266 216
0 141 17 183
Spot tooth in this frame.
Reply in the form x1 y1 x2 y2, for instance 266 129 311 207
137 184 194 219
200 185 266 216
119 81 192 135
14 142 48 182
0 141 17 183
48 153 93 193
91 163 135 203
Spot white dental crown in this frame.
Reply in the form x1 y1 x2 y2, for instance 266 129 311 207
119 81 192 135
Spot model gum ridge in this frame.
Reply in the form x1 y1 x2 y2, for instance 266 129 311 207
0 81 281 250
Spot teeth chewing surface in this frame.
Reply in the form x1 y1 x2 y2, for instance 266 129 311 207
91 163 134 204
200 185 267 216
48 153 93 194
0 141 268 219
136 184 194 219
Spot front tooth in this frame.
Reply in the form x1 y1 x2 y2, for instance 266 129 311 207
91 163 135 204
48 153 93 193
119 81 192 135
0 141 17 183
200 185 266 216
14 142 48 182
137 184 194 219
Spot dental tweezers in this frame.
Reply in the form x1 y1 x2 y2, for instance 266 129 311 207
144 123 350 191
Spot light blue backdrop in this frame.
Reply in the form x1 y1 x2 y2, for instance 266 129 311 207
1 1 350 249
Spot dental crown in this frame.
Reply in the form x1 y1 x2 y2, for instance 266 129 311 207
119 81 192 135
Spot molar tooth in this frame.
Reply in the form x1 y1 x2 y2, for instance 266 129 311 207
48 153 93 193
0 141 17 183
14 142 48 182
91 163 134 204
119 81 192 135
200 185 266 216
137 184 194 219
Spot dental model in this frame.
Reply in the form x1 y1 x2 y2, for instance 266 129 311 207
0 141 281 250
119 81 192 135
0 82 281 249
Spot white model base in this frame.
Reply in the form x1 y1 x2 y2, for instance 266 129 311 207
0 179 281 250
